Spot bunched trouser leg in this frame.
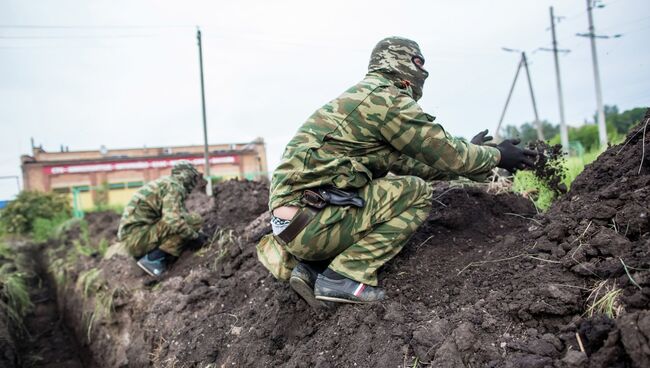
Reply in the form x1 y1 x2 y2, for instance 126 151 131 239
158 213 203 256
286 176 433 286
123 213 203 258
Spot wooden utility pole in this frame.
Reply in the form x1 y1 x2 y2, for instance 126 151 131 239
495 58 523 141
495 51 544 142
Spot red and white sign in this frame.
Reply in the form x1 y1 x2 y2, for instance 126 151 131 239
43 156 238 175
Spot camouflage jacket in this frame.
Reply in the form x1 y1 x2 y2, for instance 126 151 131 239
118 176 199 240
269 72 501 210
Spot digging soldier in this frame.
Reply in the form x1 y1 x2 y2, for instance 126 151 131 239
118 161 209 277
256 36 537 307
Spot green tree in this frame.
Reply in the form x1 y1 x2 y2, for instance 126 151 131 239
607 106 646 134
549 105 645 151
0 191 71 235
501 120 559 146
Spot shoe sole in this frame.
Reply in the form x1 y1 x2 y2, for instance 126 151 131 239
136 261 159 277
290 276 331 310
315 295 376 304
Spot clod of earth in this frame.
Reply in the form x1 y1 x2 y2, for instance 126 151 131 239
528 140 568 195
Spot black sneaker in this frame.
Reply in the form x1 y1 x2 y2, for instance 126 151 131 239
314 274 385 304
289 263 330 310
136 251 168 277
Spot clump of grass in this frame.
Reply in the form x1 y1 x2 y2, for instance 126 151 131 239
85 287 122 342
563 150 602 188
585 280 624 319
77 268 103 298
48 258 68 288
201 229 240 270
97 238 109 257
75 268 126 342
0 250 33 332
197 228 236 258
512 171 556 212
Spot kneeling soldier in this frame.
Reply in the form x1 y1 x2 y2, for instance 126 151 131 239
118 161 208 277
257 37 536 306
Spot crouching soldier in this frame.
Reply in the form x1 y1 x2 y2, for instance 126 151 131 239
256 36 536 307
118 161 209 277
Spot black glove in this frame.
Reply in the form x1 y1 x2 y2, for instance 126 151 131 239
196 232 209 245
496 138 538 173
186 231 210 250
470 129 494 146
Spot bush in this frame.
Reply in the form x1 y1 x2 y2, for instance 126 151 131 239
549 123 621 152
32 212 73 243
0 191 71 235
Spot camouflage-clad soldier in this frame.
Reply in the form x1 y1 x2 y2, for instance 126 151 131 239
118 161 208 277
257 37 536 306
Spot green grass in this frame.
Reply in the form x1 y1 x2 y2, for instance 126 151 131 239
512 171 556 212
563 150 602 188
0 244 33 332
513 150 603 211
77 268 103 299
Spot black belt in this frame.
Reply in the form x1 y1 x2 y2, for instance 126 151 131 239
275 187 364 244
276 206 319 244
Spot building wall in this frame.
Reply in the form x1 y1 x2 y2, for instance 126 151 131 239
21 140 268 209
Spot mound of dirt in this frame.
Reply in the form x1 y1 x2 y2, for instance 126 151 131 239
210 179 269 231
39 112 650 367
522 111 650 367
84 211 121 244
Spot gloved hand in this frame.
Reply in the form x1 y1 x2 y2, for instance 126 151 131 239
496 138 538 173
196 232 210 246
470 129 494 146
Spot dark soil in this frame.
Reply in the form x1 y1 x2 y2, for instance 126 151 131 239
37 110 650 367
1 241 86 368
18 243 85 368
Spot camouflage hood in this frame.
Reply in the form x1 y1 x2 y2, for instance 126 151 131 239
171 161 201 191
368 37 429 101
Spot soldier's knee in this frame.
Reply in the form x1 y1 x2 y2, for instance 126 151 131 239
400 176 433 206
186 213 203 230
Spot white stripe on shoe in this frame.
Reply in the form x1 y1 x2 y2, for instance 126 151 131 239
353 283 366 297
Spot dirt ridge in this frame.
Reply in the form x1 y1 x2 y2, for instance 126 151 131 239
38 111 650 367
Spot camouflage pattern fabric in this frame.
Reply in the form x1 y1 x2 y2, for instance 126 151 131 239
118 161 202 257
269 72 500 210
285 176 432 285
120 212 202 257
261 36 501 284
368 36 429 101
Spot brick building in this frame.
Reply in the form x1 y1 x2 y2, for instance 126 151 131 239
21 138 268 210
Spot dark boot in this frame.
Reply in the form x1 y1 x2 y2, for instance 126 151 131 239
289 262 330 310
314 272 385 304
136 249 171 277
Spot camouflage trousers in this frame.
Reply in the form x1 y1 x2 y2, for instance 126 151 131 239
121 213 203 258
285 176 433 286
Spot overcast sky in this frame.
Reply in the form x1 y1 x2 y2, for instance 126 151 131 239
1 0 648 199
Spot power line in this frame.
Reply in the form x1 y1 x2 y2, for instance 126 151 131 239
0 24 193 29
0 34 159 39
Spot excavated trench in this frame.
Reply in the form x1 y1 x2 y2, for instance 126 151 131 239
4 241 87 368
15 110 650 367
